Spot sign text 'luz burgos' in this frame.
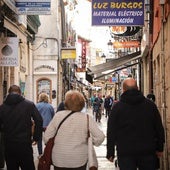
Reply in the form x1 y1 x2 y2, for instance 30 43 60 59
92 0 144 26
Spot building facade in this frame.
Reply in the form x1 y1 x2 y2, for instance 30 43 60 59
0 1 40 103
148 0 170 169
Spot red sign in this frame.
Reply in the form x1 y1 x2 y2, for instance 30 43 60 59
81 41 86 69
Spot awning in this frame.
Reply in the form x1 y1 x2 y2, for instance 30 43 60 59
95 61 140 80
86 46 149 81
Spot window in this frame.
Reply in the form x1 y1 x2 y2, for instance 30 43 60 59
37 78 52 102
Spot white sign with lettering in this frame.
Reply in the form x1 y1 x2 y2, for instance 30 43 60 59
0 37 18 66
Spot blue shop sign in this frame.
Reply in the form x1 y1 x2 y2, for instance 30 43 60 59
92 0 144 26
16 0 51 15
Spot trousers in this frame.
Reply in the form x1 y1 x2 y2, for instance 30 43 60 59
5 142 35 170
118 154 158 170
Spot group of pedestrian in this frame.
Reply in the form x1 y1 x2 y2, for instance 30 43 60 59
90 93 114 121
0 85 105 170
0 77 165 170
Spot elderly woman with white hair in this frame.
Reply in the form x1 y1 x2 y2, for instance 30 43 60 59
44 90 105 170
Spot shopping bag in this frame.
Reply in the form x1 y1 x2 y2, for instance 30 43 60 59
88 136 98 170
37 137 54 170
87 114 98 170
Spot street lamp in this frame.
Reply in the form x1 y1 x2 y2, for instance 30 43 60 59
107 40 113 50
101 53 106 58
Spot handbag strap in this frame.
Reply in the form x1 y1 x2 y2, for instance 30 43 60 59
87 114 90 138
54 111 75 137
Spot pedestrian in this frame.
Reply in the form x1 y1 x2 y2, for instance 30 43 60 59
56 101 65 112
81 92 88 113
0 85 43 170
93 94 103 122
106 78 165 170
104 95 113 118
90 93 96 115
146 93 160 170
44 90 105 170
147 93 155 102
36 92 55 157
101 95 105 115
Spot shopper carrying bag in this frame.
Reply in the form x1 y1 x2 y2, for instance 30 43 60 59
38 111 75 170
43 90 105 170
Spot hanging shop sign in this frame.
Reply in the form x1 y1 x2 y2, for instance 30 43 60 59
76 41 86 72
0 37 18 66
61 48 76 59
81 41 86 70
113 40 140 48
15 0 51 15
110 26 141 36
92 0 144 26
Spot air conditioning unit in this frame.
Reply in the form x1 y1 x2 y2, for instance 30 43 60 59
160 0 165 5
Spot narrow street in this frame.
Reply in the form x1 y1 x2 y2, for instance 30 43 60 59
93 112 118 170
33 108 118 170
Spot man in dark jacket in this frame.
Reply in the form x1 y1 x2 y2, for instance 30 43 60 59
0 85 43 170
106 78 165 170
104 95 113 118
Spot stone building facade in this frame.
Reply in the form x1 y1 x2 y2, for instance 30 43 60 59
0 1 40 103
149 1 170 169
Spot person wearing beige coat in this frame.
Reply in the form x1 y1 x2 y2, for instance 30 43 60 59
44 90 105 170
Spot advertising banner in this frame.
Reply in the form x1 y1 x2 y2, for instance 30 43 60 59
16 0 51 15
0 37 18 66
113 40 140 48
92 0 144 26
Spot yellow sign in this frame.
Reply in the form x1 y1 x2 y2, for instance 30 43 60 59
61 48 76 59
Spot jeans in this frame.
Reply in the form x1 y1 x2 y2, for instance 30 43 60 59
118 154 158 170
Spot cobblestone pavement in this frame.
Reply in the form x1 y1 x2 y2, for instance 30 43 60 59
33 108 118 170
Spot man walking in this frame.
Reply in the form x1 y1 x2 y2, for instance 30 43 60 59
0 85 43 170
104 95 113 118
106 78 165 170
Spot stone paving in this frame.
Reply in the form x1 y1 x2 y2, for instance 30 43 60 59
33 109 118 170
1 109 118 170
94 113 118 170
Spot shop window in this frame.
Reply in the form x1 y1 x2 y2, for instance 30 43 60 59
36 78 52 102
